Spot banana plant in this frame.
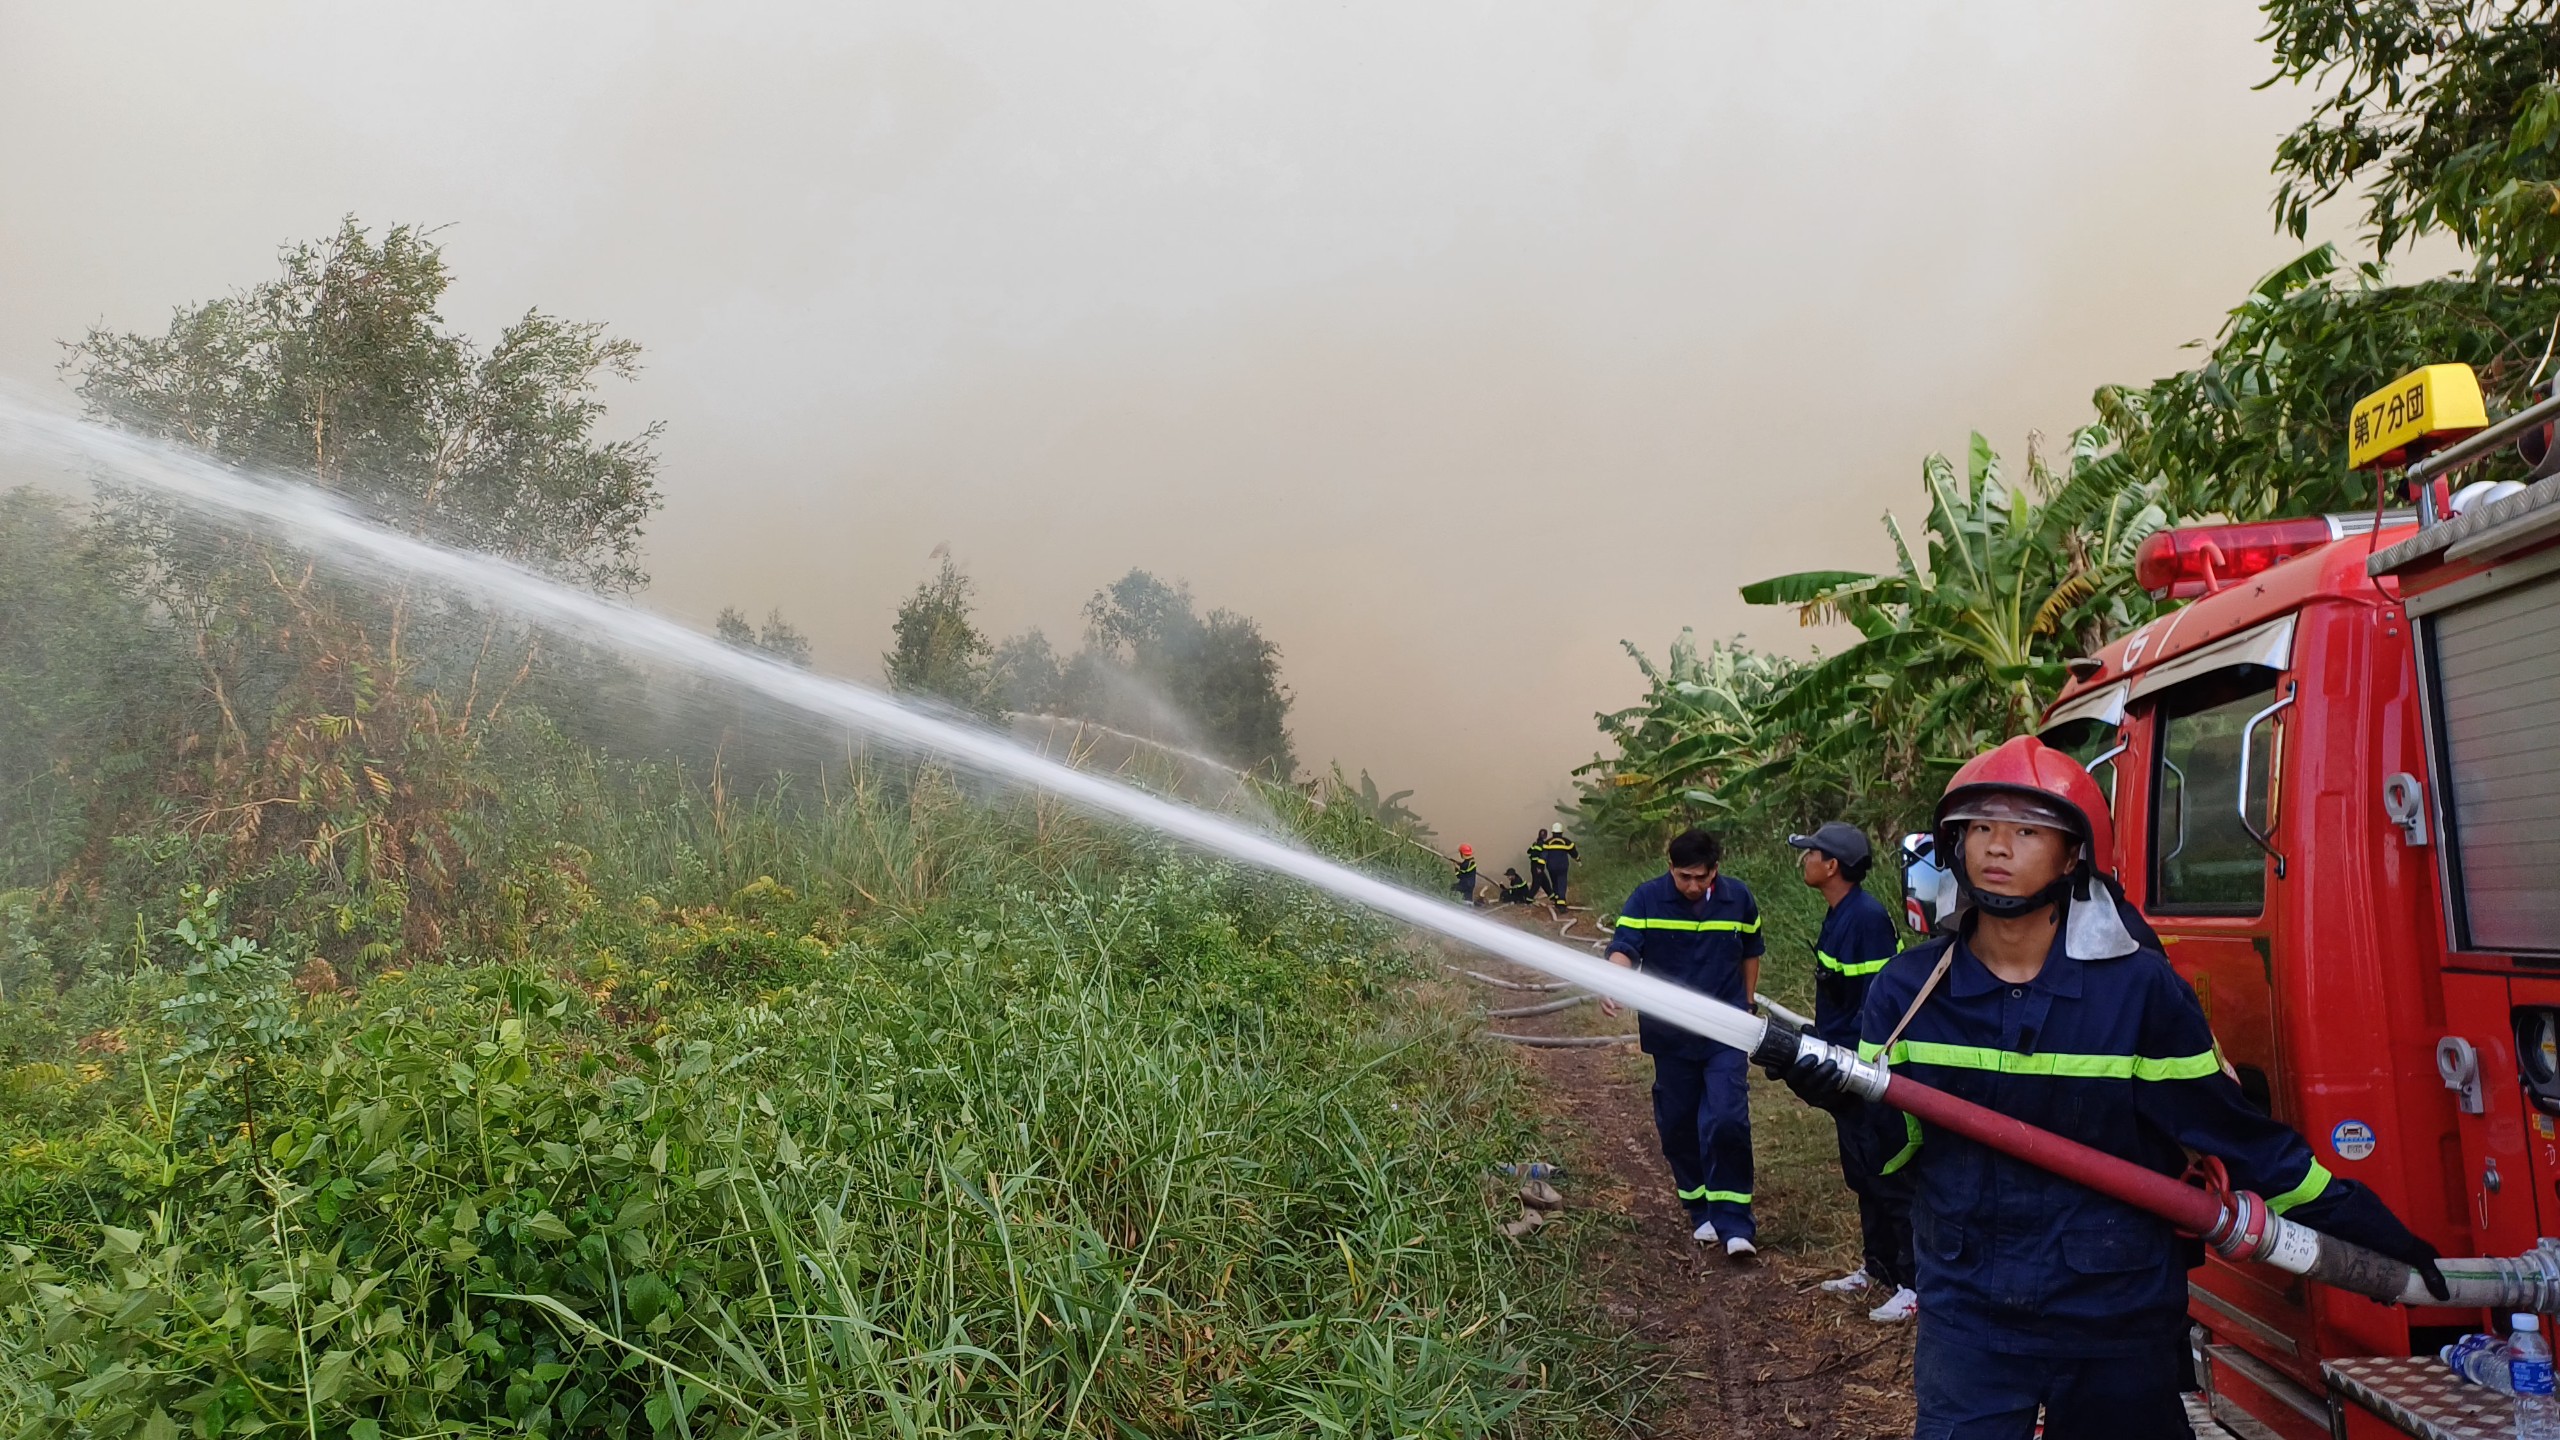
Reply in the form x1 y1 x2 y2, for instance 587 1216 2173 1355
1569 631 1799 839
1741 428 2168 798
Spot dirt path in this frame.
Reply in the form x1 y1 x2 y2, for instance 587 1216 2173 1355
1467 906 1918 1439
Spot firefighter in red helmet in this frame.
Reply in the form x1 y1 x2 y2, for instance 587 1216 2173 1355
1769 736 2444 1439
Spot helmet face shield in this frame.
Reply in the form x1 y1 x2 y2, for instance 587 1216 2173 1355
1939 790 2082 836
1936 783 2094 923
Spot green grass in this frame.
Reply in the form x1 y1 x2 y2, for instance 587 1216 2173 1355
0 738 1621 1440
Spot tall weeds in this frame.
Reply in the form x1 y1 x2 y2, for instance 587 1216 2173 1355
0 737 1598 1439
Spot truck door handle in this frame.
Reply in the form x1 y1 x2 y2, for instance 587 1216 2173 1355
2235 691 2295 864
2161 757 2189 862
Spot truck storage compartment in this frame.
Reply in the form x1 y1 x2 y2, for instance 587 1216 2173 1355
2420 564 2560 956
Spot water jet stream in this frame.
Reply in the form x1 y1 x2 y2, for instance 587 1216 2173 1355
0 396 1764 1053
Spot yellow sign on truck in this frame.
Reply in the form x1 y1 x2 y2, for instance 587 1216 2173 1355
2346 362 2487 470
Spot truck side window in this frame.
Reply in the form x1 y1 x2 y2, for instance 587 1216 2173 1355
2151 666 2280 915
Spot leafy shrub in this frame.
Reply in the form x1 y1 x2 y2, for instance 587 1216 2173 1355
0 864 1590 1440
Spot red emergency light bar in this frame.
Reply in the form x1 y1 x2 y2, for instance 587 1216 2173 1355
2133 514 2402 599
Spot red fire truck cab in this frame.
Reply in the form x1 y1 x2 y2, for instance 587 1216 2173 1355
2033 367 2560 1439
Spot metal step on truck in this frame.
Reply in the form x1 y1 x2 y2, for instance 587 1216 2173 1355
1929 361 2560 1439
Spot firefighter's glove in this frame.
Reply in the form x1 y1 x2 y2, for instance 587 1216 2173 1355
2409 1246 2452 1305
1765 1047 1858 1114
2294 1182 2451 1303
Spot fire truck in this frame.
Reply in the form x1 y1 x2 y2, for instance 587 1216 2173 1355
2011 362 2560 1438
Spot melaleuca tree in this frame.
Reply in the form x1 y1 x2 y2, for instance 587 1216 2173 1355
70 219 661 589
988 628 1064 714
1066 570 1296 779
0 489 177 889
49 218 664 960
884 559 995 716
717 606 814 668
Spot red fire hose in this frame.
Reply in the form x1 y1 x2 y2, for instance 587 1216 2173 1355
1879 1071 2228 1234
1746 1025 2560 1311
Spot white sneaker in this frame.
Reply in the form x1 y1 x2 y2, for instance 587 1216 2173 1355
1725 1235 1758 1259
1819 1267 1873 1295
1867 1286 1918 1322
1691 1219 1719 1244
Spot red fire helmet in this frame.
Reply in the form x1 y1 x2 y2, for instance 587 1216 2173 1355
1932 735 2116 879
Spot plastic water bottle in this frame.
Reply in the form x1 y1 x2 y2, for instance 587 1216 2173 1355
2510 1313 2558 1439
2446 1333 2517 1394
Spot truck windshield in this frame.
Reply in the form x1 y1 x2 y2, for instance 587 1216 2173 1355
2151 667 2280 915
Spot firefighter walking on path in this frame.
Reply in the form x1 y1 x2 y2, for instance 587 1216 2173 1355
1769 738 2445 1439
1790 820 1916 1323
1603 827 1762 1256
1539 825 1580 908
1526 829 1552 902
1451 844 1480 905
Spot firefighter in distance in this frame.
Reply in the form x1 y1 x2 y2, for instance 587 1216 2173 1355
1451 844 1479 905
1537 825 1579 907
1770 737 2445 1439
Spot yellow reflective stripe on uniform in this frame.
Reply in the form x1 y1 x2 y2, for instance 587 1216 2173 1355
2265 1160 2333 1216
1611 917 1761 933
1817 949 1891 977
1677 1183 1711 1201
1861 1039 2222 1082
1698 1190 1751 1204
1881 1112 1923 1174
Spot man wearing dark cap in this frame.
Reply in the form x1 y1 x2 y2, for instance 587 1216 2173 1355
1790 820 1916 1321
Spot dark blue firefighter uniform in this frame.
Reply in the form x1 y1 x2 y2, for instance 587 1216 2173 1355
1813 886 1912 1291
1452 856 1478 903
1541 834 1579 902
1860 921 2424 1439
1609 872 1762 1240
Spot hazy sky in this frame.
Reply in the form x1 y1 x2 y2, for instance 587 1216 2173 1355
0 2 2393 858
